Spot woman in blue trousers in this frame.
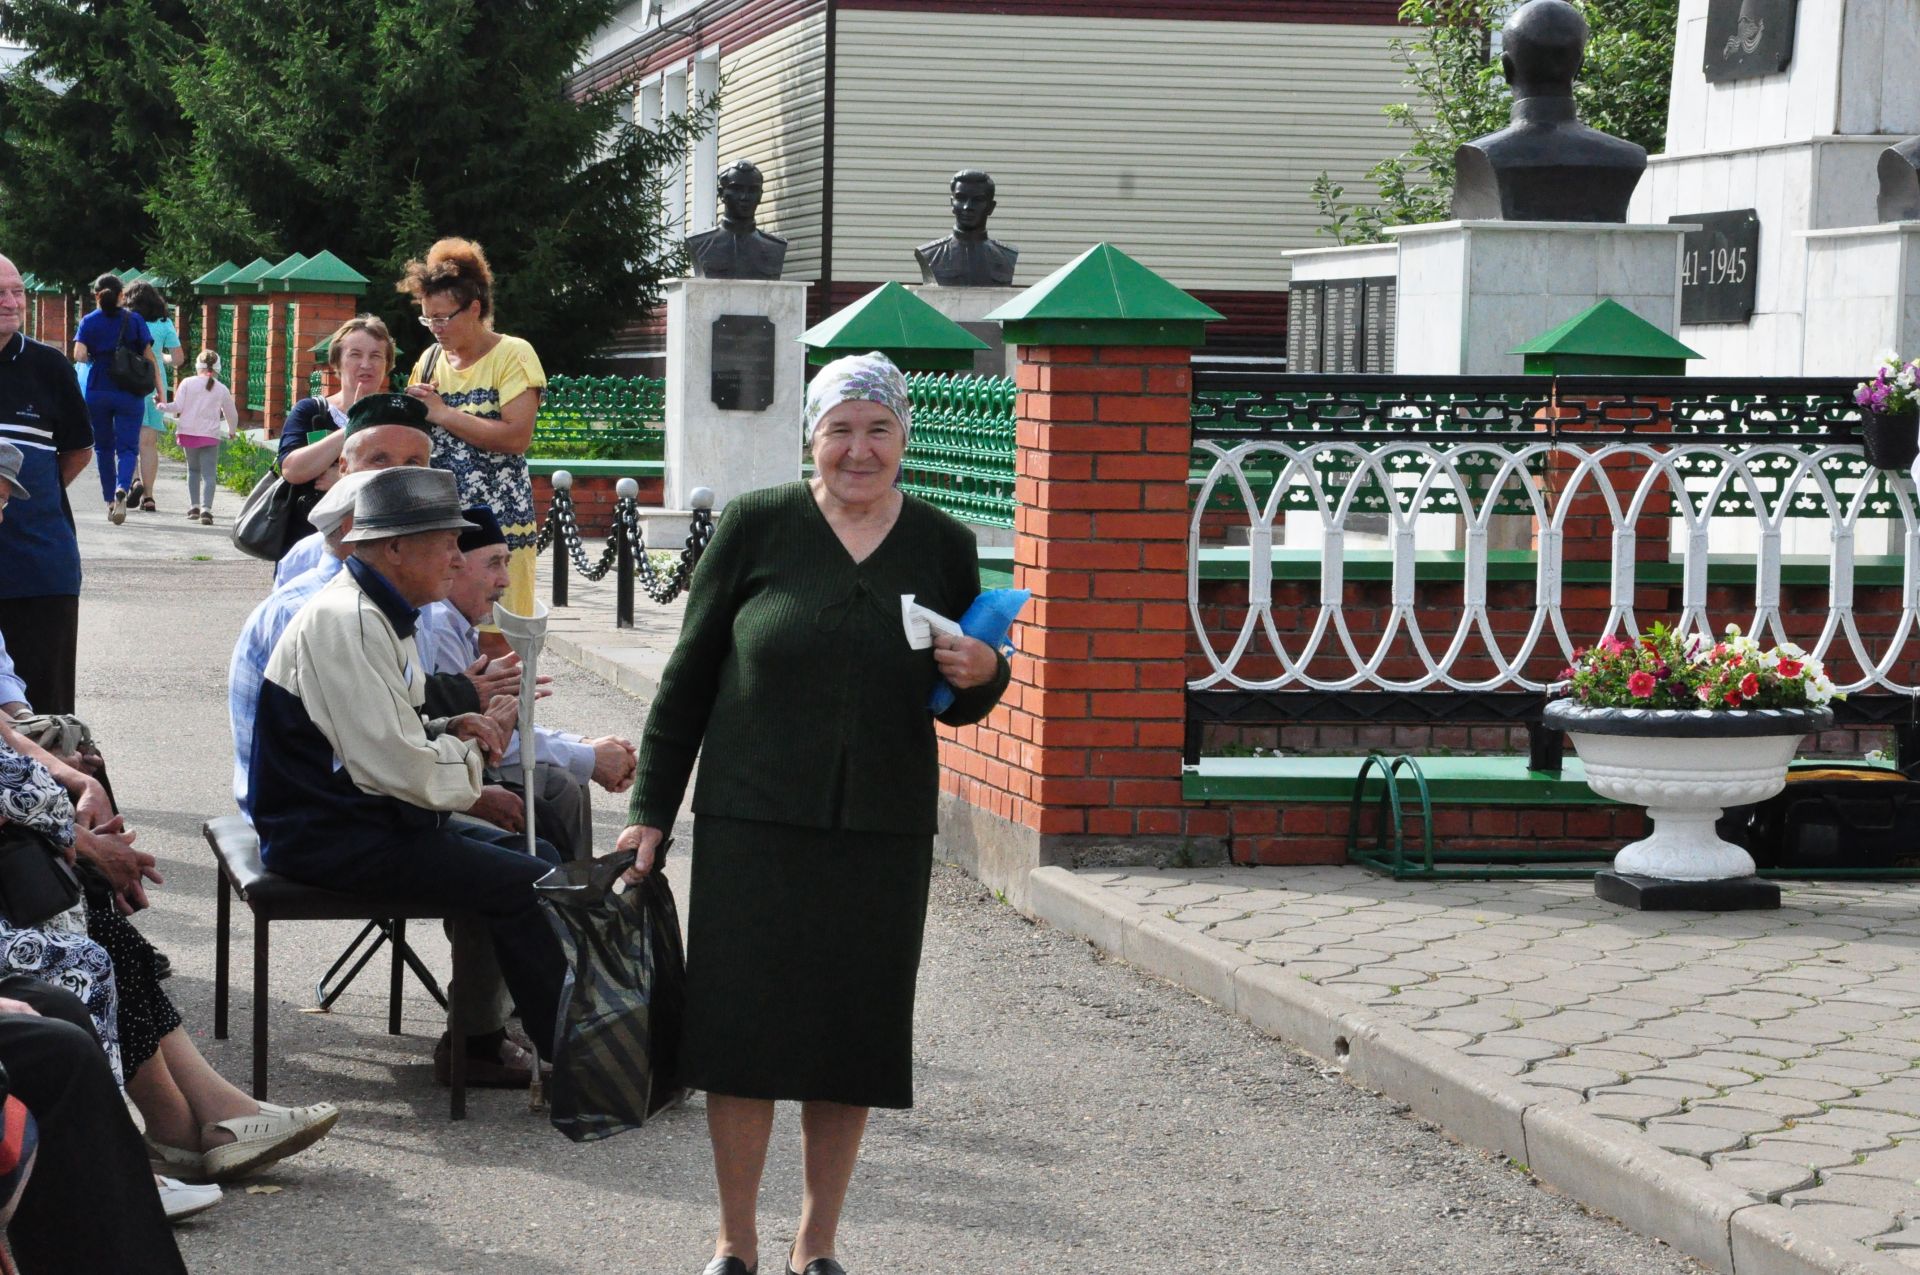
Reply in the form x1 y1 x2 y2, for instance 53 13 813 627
72 273 160 525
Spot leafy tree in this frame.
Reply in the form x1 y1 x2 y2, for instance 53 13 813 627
0 0 201 290
1318 0 1679 244
155 0 712 372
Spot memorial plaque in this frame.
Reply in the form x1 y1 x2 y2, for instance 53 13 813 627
1289 283 1323 374
1670 209 1761 325
1363 280 1397 373
710 314 776 411
1703 0 1798 84
1329 280 1363 373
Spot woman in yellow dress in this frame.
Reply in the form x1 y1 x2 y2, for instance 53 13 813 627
397 238 546 614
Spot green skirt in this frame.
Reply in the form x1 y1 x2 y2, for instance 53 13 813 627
679 815 933 1109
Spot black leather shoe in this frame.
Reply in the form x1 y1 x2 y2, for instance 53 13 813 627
787 1261 845 1275
702 1259 756 1275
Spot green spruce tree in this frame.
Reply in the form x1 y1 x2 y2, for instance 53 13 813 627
155 0 711 371
0 0 200 290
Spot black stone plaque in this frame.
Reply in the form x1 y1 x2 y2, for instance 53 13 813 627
1364 279 1397 373
1704 0 1798 84
1670 210 1761 325
710 314 776 411
1290 283 1323 374
1330 280 1363 373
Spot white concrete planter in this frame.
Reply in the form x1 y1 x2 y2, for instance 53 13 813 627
1542 703 1833 882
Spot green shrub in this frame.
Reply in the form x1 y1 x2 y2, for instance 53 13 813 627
156 429 277 495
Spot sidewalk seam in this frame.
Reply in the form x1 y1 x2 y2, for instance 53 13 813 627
1026 866 1913 1275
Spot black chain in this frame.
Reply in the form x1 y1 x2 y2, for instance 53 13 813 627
539 487 711 601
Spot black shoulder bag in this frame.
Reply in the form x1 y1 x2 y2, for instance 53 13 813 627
0 826 82 927
106 313 153 395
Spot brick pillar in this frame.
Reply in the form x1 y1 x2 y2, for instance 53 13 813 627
199 298 220 363
287 292 360 414
933 244 1222 910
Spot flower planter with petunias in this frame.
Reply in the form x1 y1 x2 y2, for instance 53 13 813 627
1854 352 1920 470
1544 624 1838 910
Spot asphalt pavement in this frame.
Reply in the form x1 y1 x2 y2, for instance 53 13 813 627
65 460 1702 1273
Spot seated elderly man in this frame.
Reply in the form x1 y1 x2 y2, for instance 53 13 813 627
273 393 432 588
249 466 567 1075
416 506 637 860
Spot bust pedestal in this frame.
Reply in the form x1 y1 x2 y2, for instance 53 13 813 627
1800 224 1920 375
905 285 1023 377
1387 220 1689 374
661 277 810 514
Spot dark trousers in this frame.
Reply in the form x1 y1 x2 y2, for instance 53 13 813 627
87 389 145 502
0 974 187 1275
0 596 78 716
286 823 567 1056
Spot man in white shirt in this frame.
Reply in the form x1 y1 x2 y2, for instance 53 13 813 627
415 506 636 858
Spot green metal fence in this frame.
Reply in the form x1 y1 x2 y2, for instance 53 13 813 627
900 373 1017 528
531 373 666 460
245 306 270 413
215 306 236 389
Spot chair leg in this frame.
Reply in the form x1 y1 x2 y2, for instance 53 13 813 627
214 872 231 1040
388 918 405 1037
252 918 269 1100
449 922 468 1122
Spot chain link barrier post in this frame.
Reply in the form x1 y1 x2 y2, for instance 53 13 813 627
613 478 638 630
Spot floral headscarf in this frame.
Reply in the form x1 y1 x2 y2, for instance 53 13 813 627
804 352 911 442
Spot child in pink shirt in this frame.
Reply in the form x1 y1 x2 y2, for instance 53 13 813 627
162 350 238 525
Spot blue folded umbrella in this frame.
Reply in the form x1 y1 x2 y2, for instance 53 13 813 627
929 587 1030 713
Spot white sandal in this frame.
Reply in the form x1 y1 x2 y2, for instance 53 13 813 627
199 1101 339 1182
158 1175 222 1223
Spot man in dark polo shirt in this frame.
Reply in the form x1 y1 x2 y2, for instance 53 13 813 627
0 254 93 715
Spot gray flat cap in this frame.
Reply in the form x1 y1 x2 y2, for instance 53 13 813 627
0 441 30 499
343 466 470 542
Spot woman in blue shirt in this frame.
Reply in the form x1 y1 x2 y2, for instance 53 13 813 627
71 274 161 525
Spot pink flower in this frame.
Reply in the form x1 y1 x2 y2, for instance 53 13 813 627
1778 659 1803 678
1697 686 1713 703
1740 672 1760 698
1628 671 1656 698
1598 636 1628 656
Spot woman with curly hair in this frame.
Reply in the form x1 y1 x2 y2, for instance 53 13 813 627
396 238 545 615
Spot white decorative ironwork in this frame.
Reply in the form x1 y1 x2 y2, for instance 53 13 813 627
1188 440 1920 697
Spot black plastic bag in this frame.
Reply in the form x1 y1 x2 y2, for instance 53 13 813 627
534 846 690 1143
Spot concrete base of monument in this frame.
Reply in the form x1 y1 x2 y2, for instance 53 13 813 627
1594 870 1782 912
906 285 1022 377
935 792 1227 916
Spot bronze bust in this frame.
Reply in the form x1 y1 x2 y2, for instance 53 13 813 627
915 170 1018 288
1878 137 1920 222
1451 0 1647 223
686 160 788 281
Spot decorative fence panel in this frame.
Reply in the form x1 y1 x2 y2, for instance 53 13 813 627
532 374 665 459
1186 373 1919 710
245 305 270 414
282 302 299 414
900 373 1017 528
215 307 236 388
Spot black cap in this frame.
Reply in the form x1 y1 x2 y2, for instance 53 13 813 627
342 392 430 437
458 505 506 553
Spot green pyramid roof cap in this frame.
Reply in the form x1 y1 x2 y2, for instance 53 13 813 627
985 243 1221 347
122 269 149 284
223 257 276 293
191 261 240 289
1512 299 1700 364
280 250 369 294
17 273 36 291
799 282 989 371
262 252 309 288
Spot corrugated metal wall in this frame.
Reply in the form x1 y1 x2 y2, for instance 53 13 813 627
831 9 1410 293
712 11 829 280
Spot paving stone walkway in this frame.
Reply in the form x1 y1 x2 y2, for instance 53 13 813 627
1069 866 1920 1266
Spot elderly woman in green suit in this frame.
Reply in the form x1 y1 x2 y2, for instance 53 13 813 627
619 352 1009 1275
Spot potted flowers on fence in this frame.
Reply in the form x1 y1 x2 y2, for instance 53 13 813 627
1854 352 1920 469
1544 623 1837 908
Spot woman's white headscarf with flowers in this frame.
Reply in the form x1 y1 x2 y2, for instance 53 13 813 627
804 352 912 442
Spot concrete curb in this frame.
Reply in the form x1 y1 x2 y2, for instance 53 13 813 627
1026 866 1913 1275
547 630 663 701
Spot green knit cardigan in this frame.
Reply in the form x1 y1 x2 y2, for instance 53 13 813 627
629 482 1011 835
